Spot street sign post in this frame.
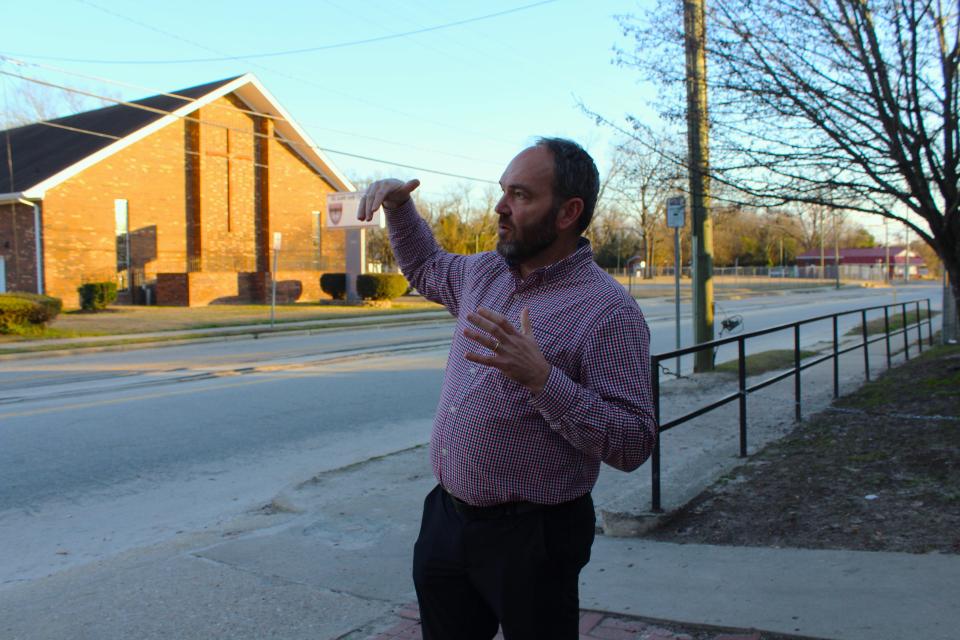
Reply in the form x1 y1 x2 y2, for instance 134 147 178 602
271 232 282 326
667 196 686 376
666 197 686 229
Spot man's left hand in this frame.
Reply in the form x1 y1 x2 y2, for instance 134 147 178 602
464 307 551 395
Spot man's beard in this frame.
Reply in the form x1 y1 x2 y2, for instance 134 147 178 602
495 204 560 264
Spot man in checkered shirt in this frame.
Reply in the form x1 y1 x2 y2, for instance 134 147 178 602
359 138 657 639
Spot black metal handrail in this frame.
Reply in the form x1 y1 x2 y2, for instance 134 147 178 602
647 297 933 512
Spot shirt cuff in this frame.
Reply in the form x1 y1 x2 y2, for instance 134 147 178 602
383 198 419 229
529 365 580 424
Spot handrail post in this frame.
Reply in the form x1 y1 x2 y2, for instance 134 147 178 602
902 303 910 360
861 309 871 381
651 357 662 513
883 306 892 369
926 298 933 346
915 301 923 353
794 324 802 422
832 315 839 399
738 337 747 457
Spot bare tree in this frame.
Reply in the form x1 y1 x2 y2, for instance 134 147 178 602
597 130 686 277
618 0 959 328
1 75 118 128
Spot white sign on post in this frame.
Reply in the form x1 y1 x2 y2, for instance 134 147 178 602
666 196 686 228
326 192 385 229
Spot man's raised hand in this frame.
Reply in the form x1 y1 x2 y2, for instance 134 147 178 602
358 179 421 221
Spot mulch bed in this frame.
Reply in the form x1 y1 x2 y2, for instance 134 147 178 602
644 343 960 554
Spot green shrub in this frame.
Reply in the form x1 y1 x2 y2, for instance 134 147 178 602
0 295 38 333
3 292 63 324
320 273 348 300
356 273 409 301
77 282 118 311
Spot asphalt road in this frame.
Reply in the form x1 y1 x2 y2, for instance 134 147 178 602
0 282 941 587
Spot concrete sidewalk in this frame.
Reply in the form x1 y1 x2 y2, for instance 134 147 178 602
0 312 953 640
2 442 957 640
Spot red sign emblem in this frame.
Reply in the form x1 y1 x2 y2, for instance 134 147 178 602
329 202 342 225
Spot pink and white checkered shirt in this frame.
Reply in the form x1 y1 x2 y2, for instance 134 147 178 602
387 200 657 506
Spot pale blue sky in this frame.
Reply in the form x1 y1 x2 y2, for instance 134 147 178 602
0 0 661 201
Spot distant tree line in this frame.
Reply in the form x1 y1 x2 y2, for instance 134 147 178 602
360 164 888 273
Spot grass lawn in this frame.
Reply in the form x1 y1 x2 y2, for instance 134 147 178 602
845 306 937 337
0 296 445 343
715 348 818 376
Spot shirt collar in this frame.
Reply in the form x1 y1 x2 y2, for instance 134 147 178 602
504 237 594 286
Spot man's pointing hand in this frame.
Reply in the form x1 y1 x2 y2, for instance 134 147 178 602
358 179 421 221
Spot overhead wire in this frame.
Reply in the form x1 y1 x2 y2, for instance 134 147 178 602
0 0 623 193
314 0 492 90
0 69 498 184
19 0 522 147
0 55 503 168
401 0 610 103
24 0 560 64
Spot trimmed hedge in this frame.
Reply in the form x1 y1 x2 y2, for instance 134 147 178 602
357 273 409 301
0 293 62 333
0 296 37 333
320 273 348 300
78 282 118 311
2 292 62 325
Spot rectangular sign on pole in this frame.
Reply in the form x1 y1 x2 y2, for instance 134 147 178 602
667 194 686 376
326 192 385 229
666 196 686 228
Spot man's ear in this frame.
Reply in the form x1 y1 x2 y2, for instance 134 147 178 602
555 198 584 232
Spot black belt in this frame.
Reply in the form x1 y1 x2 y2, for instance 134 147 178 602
444 488 587 520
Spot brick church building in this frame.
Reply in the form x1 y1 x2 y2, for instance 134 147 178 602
0 74 352 306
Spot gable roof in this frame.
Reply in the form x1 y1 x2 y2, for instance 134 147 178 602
0 73 353 199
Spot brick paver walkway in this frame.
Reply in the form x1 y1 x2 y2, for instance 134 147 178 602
366 603 765 640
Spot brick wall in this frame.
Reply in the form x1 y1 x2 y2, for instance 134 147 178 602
43 118 188 306
40 91 347 308
157 271 246 307
268 135 345 277
155 270 330 307
0 201 39 294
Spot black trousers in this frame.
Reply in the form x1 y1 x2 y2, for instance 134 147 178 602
412 485 596 640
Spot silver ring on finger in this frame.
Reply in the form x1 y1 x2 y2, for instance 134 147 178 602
492 339 501 353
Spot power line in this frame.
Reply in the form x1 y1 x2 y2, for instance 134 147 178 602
2 3 520 148
11 0 558 64
0 55 503 168
0 69 497 185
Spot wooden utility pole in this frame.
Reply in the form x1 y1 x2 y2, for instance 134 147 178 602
684 0 714 371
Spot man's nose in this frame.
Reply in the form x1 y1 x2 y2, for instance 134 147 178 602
495 195 510 216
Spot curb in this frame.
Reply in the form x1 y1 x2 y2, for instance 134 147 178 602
0 313 453 360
